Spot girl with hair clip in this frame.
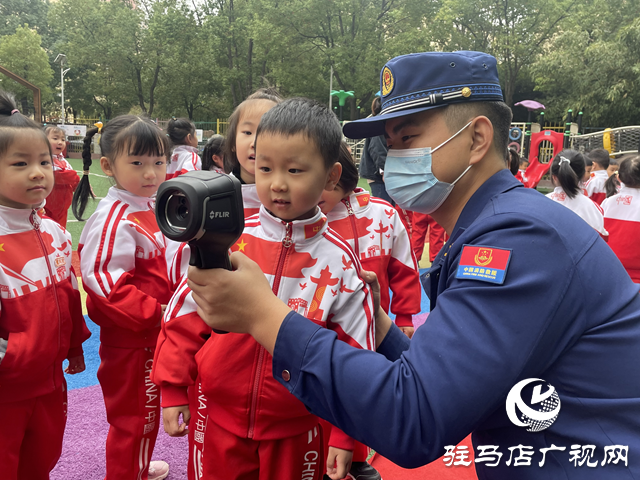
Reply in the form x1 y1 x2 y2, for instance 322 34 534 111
602 155 640 283
152 88 282 480
546 150 608 239
0 91 90 480
42 125 80 227
201 134 225 173
74 115 172 480
166 117 201 180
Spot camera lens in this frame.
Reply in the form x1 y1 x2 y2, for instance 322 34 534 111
165 192 190 231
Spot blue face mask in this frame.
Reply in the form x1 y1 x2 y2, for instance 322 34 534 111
384 121 473 214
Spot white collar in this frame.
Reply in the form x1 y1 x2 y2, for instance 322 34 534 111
0 202 44 233
258 205 327 244
106 186 155 210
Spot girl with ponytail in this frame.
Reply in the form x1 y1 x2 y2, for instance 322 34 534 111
602 155 640 282
76 115 172 480
546 149 608 238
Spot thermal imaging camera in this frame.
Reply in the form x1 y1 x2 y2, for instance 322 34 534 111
156 171 244 270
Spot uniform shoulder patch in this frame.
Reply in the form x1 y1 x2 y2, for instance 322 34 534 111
455 245 512 284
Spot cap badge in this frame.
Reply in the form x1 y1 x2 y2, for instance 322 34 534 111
462 87 472 98
382 67 394 96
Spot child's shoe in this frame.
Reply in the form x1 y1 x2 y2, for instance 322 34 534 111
348 461 382 480
148 460 170 480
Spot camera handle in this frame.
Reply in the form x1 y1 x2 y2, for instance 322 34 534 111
189 243 233 270
188 236 236 334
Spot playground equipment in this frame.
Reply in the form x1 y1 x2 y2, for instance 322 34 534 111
0 65 42 122
524 130 565 188
331 90 355 121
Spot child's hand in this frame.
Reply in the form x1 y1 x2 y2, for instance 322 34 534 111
163 405 191 437
65 355 86 375
161 304 167 314
400 326 415 339
326 446 353 480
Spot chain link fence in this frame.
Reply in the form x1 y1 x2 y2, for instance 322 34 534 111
571 126 640 156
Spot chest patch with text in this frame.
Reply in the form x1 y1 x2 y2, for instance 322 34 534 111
455 245 512 284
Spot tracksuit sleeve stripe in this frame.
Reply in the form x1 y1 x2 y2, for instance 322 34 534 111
93 201 123 296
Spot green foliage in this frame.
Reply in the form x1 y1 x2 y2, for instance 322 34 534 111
531 0 640 127
0 0 638 127
0 25 54 107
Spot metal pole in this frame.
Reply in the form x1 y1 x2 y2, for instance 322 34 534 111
329 66 333 110
60 65 65 124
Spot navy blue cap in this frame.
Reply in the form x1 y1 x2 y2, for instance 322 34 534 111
343 51 504 139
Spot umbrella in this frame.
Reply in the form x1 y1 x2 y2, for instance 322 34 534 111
514 100 545 122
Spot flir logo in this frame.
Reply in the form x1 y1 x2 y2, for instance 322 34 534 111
506 378 561 432
209 211 230 219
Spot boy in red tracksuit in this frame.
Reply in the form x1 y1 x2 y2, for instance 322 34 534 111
0 120 90 480
153 98 375 480
43 126 80 227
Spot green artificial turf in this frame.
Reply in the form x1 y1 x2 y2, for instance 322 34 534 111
66 159 113 249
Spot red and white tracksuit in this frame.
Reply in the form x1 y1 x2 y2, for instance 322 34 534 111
0 205 90 480
43 154 80 227
325 188 420 329
79 187 172 480
153 206 375 480
602 186 640 283
324 188 420 463
515 168 528 186
584 169 608 205
546 187 608 238
166 145 202 180
160 181 262 480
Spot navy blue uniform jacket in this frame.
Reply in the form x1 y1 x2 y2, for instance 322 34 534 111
272 170 640 479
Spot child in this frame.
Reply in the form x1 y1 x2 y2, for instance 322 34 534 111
43 126 80 227
156 89 281 480
546 150 608 238
607 157 619 177
0 92 90 479
201 134 225 173
320 142 421 336
585 148 610 204
155 98 375 480
166 117 201 179
515 155 529 185
602 155 640 282
75 115 172 480
318 142 420 479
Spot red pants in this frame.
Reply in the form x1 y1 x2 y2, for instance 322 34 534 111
98 345 161 480
203 420 325 480
0 383 67 480
411 213 446 262
188 377 208 480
